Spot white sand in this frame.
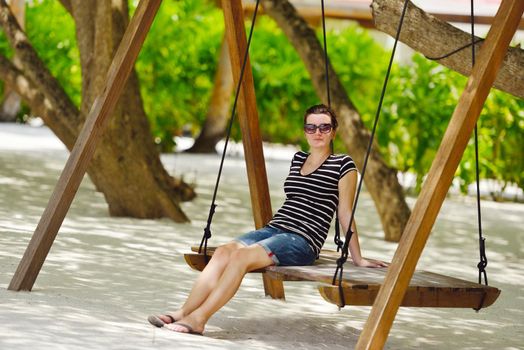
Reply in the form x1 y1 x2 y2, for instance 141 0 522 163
0 124 522 349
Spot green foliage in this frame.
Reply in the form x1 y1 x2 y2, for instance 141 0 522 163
25 1 81 106
136 1 224 151
380 55 463 191
248 21 391 152
0 0 80 121
0 29 12 58
1 0 522 195
458 85 524 194
378 55 524 195
326 24 391 152
250 17 317 148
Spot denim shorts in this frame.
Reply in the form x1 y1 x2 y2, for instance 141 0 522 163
235 226 316 266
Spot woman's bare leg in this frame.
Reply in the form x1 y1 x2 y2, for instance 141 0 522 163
159 241 244 322
165 244 273 334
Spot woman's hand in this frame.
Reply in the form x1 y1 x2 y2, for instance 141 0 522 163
354 257 388 268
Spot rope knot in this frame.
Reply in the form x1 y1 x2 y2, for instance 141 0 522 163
334 227 344 252
203 227 212 239
336 255 347 267
477 259 487 270
477 237 488 272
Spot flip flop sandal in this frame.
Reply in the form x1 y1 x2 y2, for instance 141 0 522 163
147 314 177 328
166 322 203 336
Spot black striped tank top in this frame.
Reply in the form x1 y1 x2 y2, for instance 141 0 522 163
268 151 357 257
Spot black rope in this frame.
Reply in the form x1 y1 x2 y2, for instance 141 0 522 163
321 0 331 107
331 0 410 308
320 0 343 253
425 1 488 310
425 38 484 61
470 0 489 301
198 0 261 262
333 217 343 252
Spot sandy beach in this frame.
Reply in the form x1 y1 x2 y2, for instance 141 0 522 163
0 124 522 349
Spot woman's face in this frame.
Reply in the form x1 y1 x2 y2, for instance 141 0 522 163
304 113 335 150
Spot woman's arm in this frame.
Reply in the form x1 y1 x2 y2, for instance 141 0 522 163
337 171 387 268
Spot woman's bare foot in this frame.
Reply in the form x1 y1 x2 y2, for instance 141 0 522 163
164 314 205 335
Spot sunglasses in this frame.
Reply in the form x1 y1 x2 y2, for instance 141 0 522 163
304 123 333 134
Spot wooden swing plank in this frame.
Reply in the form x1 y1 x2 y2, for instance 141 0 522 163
185 247 500 308
267 265 499 308
319 280 500 308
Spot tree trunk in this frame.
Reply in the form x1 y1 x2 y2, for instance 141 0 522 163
186 35 234 153
0 0 194 221
0 90 20 121
261 0 411 242
372 0 524 100
0 0 24 122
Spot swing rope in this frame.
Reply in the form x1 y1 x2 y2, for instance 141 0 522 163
320 0 344 252
321 0 332 108
197 1 489 310
470 0 489 310
198 0 261 261
425 37 484 61
329 0 490 308
331 0 410 308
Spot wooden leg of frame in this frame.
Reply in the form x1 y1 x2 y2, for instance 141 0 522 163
262 272 285 300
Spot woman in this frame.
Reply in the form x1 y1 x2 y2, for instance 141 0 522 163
148 104 387 335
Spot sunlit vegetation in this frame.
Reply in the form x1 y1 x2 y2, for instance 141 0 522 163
1 0 521 196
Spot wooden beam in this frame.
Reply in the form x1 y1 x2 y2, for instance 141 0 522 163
356 0 524 348
221 0 282 299
372 0 524 101
8 0 163 291
319 283 499 308
221 0 273 231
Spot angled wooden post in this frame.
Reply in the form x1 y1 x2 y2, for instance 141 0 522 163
222 0 284 299
8 0 163 291
356 0 524 348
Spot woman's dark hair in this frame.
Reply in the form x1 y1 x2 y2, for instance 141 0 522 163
303 104 338 130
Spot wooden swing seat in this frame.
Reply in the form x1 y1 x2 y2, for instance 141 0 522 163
185 246 500 309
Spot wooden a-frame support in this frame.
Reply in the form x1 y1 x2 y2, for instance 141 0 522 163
8 0 163 291
8 0 283 297
221 0 286 299
7 0 522 347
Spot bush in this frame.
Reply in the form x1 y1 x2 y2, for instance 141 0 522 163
1 0 522 196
